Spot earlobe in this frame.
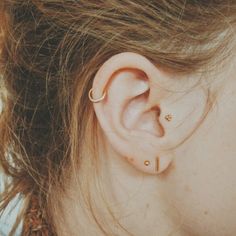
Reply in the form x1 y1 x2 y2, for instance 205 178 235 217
88 52 208 176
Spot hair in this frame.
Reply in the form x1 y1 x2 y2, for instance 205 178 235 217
0 1 235 235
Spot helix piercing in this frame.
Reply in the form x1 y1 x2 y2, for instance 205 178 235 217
164 114 173 122
88 87 107 103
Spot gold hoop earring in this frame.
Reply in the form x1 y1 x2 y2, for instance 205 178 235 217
88 88 107 103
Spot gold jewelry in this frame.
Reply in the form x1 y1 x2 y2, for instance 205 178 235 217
88 88 106 103
165 114 173 122
89 88 173 126
144 160 150 166
144 158 159 172
156 157 159 172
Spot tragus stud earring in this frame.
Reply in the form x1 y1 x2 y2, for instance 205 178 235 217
88 87 107 103
165 114 173 122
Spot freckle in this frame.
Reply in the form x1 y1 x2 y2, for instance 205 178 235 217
204 210 208 215
146 203 149 209
184 185 192 192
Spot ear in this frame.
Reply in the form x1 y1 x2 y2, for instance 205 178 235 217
89 52 208 175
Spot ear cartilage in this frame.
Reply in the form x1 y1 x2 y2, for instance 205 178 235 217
88 87 107 103
164 114 173 122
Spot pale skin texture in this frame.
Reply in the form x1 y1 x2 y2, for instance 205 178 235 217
58 51 236 236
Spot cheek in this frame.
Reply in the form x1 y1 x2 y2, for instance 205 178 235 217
166 159 236 236
162 106 236 236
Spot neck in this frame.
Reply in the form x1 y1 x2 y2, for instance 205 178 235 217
53 145 188 236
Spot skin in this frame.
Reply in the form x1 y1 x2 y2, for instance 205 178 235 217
59 50 236 236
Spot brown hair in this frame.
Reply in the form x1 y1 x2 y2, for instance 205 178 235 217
0 1 235 235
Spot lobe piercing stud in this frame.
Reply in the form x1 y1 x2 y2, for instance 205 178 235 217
144 160 150 166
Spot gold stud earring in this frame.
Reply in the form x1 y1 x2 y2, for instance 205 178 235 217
144 157 159 172
144 160 150 166
88 87 107 103
165 114 173 122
